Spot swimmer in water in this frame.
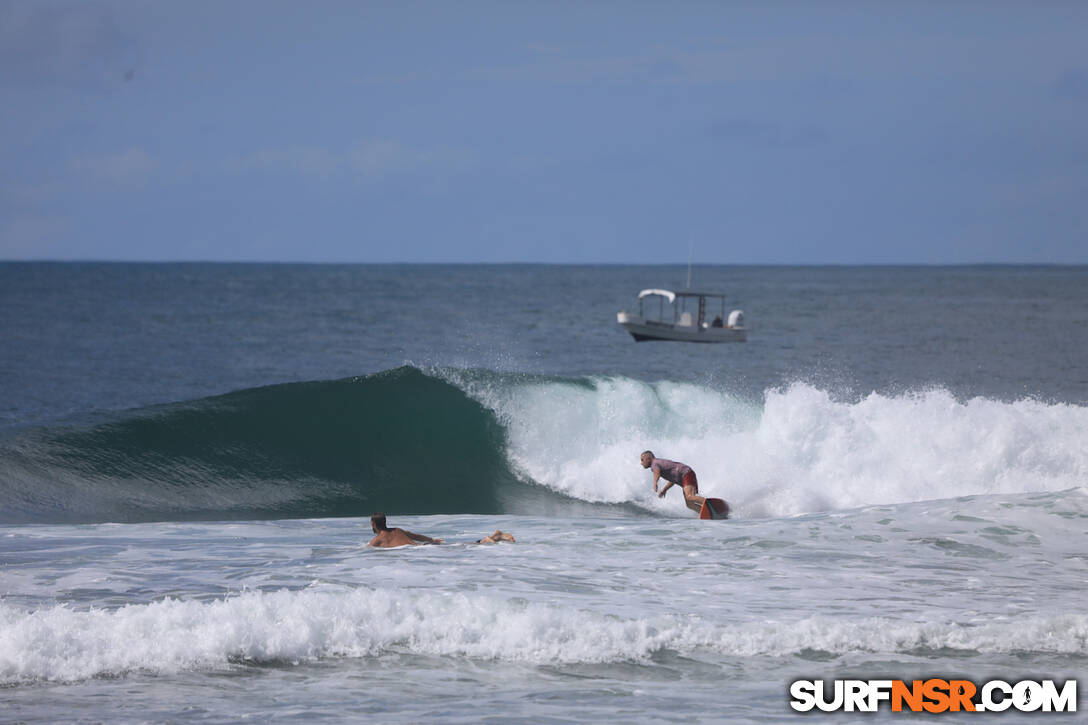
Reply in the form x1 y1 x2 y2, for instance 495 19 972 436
367 513 515 548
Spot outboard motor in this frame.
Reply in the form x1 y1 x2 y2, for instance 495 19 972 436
727 310 745 328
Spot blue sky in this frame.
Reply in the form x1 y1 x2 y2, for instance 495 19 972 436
2 1 1086 263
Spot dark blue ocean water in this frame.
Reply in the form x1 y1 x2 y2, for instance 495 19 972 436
4 263 1085 432
1 263 1086 722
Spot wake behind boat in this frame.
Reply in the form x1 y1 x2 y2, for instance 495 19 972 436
617 289 747 342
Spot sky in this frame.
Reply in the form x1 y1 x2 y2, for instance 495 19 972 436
2 1 1086 264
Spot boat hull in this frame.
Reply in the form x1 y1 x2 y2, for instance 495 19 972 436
617 313 747 343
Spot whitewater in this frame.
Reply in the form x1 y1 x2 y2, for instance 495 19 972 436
1 263 1086 722
3 494 1086 722
446 369 1088 517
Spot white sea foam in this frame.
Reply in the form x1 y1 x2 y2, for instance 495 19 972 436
447 372 1088 517
736 384 1088 516
3 588 1085 684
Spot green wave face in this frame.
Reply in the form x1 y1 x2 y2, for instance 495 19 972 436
1 367 531 523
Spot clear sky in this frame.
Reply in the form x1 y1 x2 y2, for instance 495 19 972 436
2 1 1086 264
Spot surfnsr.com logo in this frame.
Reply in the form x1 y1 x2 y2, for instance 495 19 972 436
789 679 1078 713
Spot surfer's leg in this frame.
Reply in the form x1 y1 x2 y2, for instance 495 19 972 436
682 485 704 513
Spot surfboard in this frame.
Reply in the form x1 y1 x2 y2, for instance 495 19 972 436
698 498 730 520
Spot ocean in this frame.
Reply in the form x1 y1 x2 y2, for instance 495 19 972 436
1 263 1085 723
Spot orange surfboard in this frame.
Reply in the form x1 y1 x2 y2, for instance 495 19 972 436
699 498 730 520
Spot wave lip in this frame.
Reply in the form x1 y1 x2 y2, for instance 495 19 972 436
4 589 1086 684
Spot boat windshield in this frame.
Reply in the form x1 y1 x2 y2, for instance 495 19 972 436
638 290 727 327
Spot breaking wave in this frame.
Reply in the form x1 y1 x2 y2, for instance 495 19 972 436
2 588 1085 684
1 365 1086 523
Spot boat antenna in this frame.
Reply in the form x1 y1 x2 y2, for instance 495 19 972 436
685 243 692 289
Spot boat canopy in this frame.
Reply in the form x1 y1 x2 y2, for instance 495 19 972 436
637 288 728 302
638 288 676 303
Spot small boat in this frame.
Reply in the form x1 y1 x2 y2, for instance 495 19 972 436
617 289 747 343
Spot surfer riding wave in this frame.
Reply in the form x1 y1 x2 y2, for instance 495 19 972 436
641 451 706 514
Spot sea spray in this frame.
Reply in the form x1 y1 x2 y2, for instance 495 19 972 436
446 371 1088 517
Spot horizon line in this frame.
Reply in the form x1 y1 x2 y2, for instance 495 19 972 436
3 259 1087 268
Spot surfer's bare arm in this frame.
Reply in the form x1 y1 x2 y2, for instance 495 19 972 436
653 468 677 497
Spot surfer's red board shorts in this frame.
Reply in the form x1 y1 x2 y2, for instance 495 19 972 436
681 471 698 493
